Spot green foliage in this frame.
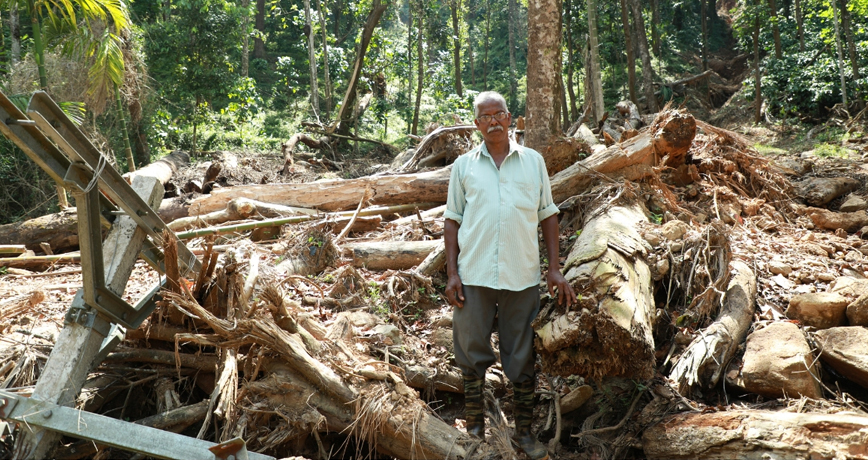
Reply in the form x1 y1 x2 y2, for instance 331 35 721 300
813 142 852 158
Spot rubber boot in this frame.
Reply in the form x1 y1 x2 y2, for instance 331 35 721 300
463 375 485 439
512 379 549 460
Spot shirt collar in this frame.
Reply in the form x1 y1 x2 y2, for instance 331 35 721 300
479 140 522 159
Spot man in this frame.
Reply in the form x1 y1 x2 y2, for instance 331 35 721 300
444 91 576 460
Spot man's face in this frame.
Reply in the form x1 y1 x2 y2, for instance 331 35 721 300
474 100 511 145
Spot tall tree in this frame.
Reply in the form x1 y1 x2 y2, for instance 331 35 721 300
630 0 657 113
795 0 804 52
450 0 462 96
412 0 423 134
467 9 474 89
242 0 249 77
830 0 848 105
564 0 578 118
768 0 782 59
525 0 562 151
9 3 20 65
304 0 320 116
483 0 490 87
702 0 708 71
753 3 762 123
840 0 862 107
254 0 266 59
337 0 388 135
620 0 637 104
650 0 660 56
586 0 605 122
317 0 332 115
508 0 518 110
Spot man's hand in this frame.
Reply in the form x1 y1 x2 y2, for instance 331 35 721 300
445 273 465 308
546 268 577 306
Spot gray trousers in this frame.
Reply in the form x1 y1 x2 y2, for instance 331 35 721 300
452 284 540 384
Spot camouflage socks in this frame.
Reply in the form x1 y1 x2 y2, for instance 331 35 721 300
463 374 485 439
512 378 549 460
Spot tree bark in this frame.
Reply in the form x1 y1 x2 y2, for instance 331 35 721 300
316 0 332 115
254 0 266 59
483 0 491 87
450 0 462 96
564 0 578 119
840 0 862 106
242 0 249 77
535 203 655 381
336 0 387 135
643 410 868 459
586 0 605 123
10 4 20 65
123 151 189 185
467 9 474 88
650 0 660 55
304 0 320 116
620 0 637 104
669 260 756 392
525 0 563 152
795 0 804 52
631 0 657 113
753 10 762 124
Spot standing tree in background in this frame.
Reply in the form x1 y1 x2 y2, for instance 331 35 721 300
507 0 518 110
563 0 578 119
767 0 782 59
840 0 862 107
753 1 762 123
10 2 20 65
630 0 657 113
254 0 266 59
795 0 805 51
317 0 332 115
242 0 249 77
412 0 423 134
525 0 562 151
586 0 605 123
620 0 636 104
483 0 490 88
450 0 462 96
336 0 387 135
830 0 848 105
304 0 320 117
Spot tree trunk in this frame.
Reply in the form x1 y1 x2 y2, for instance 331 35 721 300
535 203 656 381
450 0 462 96
411 0 423 136
483 0 491 88
10 3 20 65
507 0 518 111
342 240 442 270
586 0 605 123
650 0 660 55
668 260 756 392
525 0 563 151
564 0 578 119
123 151 189 185
768 0 782 59
840 0 862 106
795 0 804 52
254 0 266 59
630 0 657 113
467 10 474 88
336 0 386 135
115 86 136 172
620 0 637 104
304 0 320 116
29 0 47 90
643 410 868 459
753 11 761 124
701 0 708 71
831 0 848 105
316 0 332 115
242 0 249 77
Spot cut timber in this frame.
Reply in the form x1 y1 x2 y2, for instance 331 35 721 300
0 211 81 254
0 254 81 269
534 203 655 381
342 240 442 271
188 167 451 215
550 110 696 203
669 260 756 392
122 151 189 185
167 197 257 231
642 410 868 459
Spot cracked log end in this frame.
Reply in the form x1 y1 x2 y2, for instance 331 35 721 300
651 110 697 167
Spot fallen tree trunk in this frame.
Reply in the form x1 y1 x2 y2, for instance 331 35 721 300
122 151 189 185
0 253 81 269
668 260 756 392
534 203 656 381
280 133 332 175
550 110 696 203
0 212 81 254
342 240 441 271
642 410 868 459
189 167 452 215
393 125 475 172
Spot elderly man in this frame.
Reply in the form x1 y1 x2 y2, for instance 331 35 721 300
444 91 576 460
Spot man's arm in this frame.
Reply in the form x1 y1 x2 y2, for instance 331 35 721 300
444 218 465 308
541 214 577 306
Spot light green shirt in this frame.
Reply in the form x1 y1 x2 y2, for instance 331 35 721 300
444 141 559 291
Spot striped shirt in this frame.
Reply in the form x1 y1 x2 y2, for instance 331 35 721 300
444 141 559 291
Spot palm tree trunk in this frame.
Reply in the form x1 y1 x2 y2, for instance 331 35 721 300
116 86 136 172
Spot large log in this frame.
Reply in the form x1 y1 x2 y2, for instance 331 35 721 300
534 203 656 381
341 240 442 271
668 260 756 392
188 167 452 215
0 211 80 253
550 109 696 203
122 151 189 185
642 410 868 459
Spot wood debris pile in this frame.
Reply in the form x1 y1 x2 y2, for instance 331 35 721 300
5 105 868 459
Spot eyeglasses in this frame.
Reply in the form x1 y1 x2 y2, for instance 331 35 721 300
476 111 508 123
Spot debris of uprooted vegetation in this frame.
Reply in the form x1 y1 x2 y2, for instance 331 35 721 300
5 105 868 459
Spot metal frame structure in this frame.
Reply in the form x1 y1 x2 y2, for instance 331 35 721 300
0 91 273 460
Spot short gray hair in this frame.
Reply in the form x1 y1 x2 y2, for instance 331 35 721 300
473 91 508 118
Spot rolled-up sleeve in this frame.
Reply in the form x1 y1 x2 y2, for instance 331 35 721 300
537 155 559 222
444 160 466 225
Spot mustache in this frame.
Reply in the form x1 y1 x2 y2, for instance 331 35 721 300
486 125 504 133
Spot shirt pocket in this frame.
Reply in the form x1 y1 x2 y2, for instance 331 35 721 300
511 180 539 212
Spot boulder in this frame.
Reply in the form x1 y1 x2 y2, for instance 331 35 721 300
814 327 868 389
786 292 849 329
846 293 868 327
660 220 690 241
768 260 793 276
840 195 868 213
741 322 822 399
829 276 868 298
